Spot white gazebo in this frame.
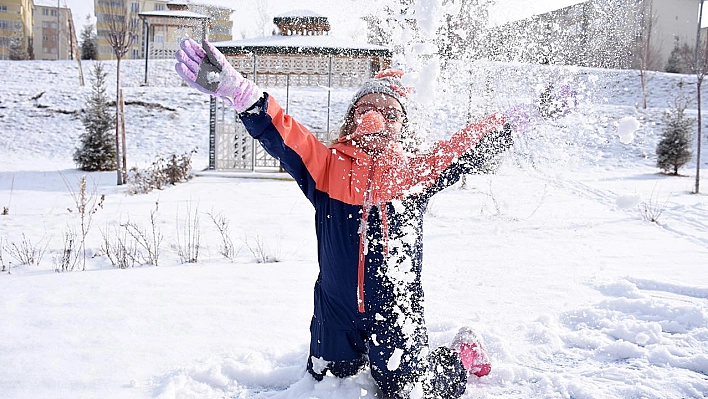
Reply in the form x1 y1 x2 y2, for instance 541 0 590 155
208 12 391 171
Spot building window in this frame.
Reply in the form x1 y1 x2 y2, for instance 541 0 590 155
130 2 139 12
43 9 49 15
154 34 164 43
154 4 164 11
51 9 58 16
132 48 139 58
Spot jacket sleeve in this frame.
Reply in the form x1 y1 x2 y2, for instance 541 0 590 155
410 115 513 202
424 123 513 198
238 93 332 205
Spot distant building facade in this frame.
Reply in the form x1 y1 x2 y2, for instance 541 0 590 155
650 0 700 63
483 0 699 71
93 0 232 61
0 0 33 60
32 0 78 60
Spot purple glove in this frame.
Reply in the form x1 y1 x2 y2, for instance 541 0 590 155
175 38 261 113
504 104 536 133
505 84 578 132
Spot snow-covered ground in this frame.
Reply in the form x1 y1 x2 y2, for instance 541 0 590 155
0 58 707 399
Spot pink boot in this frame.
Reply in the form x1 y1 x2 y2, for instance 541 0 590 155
451 327 492 377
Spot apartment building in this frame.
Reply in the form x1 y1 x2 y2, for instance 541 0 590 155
484 0 700 71
32 0 77 60
651 0 701 62
94 0 232 61
0 0 33 60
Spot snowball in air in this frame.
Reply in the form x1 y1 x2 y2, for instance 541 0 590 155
617 117 640 144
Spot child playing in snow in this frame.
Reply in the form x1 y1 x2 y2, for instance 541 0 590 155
175 38 513 398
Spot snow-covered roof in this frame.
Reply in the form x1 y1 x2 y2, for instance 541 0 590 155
138 10 210 19
214 35 390 57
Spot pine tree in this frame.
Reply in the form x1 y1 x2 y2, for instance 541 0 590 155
74 62 116 171
656 101 693 175
80 16 98 60
665 44 691 74
9 37 29 60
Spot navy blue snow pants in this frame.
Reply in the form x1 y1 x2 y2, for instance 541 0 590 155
306 282 467 399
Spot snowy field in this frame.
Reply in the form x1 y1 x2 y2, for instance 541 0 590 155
1 58 707 399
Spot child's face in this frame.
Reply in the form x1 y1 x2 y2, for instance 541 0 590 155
352 93 405 155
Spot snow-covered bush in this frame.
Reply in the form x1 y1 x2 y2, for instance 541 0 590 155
664 44 692 74
74 62 116 171
655 100 693 175
9 37 30 60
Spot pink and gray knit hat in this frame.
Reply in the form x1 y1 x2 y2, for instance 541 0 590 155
347 69 412 116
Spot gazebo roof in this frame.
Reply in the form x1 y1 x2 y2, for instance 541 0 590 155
214 35 390 57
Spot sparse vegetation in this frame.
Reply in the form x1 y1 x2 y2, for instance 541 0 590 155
122 202 163 266
127 149 196 195
638 187 670 223
243 233 281 264
5 233 47 266
0 237 6 272
208 211 238 260
100 224 139 269
175 202 200 264
63 175 105 271
2 175 12 216
54 229 81 272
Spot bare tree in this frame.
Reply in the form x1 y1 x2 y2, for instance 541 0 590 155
438 0 494 63
634 0 663 109
103 0 137 185
678 0 706 194
255 0 273 36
